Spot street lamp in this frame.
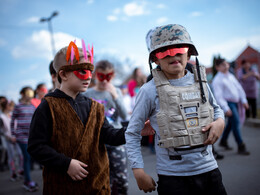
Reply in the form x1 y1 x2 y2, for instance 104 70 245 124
40 11 59 57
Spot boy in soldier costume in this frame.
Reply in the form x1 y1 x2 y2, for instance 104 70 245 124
125 24 227 194
27 41 152 195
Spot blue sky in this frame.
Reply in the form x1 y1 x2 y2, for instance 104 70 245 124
0 0 260 102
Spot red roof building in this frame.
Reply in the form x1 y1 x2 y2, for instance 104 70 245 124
235 45 260 72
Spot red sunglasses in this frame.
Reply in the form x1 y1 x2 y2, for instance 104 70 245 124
156 47 189 59
96 72 114 82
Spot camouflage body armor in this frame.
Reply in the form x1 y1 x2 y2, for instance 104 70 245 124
153 65 214 148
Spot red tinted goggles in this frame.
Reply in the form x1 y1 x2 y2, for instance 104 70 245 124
96 72 114 82
155 47 189 59
73 69 92 80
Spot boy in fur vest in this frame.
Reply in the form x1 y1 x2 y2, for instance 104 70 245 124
28 41 152 195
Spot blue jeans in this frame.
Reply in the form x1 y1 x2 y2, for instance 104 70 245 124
18 143 31 182
221 102 243 145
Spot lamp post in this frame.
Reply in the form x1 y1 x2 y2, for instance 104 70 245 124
40 11 59 57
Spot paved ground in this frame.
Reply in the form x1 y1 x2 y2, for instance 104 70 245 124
0 120 259 195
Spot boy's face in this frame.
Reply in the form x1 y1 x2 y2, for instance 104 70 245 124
216 61 230 73
154 45 189 79
95 68 114 91
65 70 92 93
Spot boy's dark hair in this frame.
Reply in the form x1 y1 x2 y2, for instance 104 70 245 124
49 61 56 76
0 96 7 111
95 60 114 71
58 76 62 84
0 97 7 111
0 99 14 111
215 58 225 66
36 83 45 90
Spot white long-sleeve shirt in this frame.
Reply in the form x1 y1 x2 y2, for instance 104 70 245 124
212 71 247 113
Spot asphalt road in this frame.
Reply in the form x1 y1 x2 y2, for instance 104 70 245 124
0 120 259 195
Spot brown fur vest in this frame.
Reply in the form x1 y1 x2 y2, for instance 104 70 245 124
43 97 110 195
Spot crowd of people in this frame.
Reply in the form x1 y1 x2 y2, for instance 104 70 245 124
0 23 259 194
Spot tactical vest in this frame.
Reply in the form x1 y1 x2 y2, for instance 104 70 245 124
43 97 110 195
152 66 214 148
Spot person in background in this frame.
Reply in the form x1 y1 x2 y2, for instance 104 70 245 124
31 83 48 108
212 58 250 155
236 59 260 118
49 60 61 92
0 99 23 181
127 67 146 99
11 86 38 192
0 96 7 114
0 96 8 171
84 60 129 195
30 83 48 170
119 84 133 122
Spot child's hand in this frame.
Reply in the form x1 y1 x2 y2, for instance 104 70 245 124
225 110 232 117
67 159 88 181
10 136 16 143
133 168 156 193
106 83 118 100
202 118 225 145
243 103 249 110
141 120 155 136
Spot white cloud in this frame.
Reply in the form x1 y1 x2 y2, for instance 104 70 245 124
107 15 118 21
156 17 168 25
12 30 80 60
189 11 203 17
107 1 149 21
123 2 147 16
198 34 260 67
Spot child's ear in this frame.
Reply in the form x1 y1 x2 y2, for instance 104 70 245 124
59 70 68 81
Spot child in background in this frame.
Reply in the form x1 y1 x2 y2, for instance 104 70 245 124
119 84 133 122
125 24 226 194
49 60 61 92
236 59 260 118
84 60 129 195
11 86 38 192
31 83 48 108
0 99 23 181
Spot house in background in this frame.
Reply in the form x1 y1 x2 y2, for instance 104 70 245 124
201 44 260 83
235 44 260 73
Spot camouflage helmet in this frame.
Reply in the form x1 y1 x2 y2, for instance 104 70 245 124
146 24 198 60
